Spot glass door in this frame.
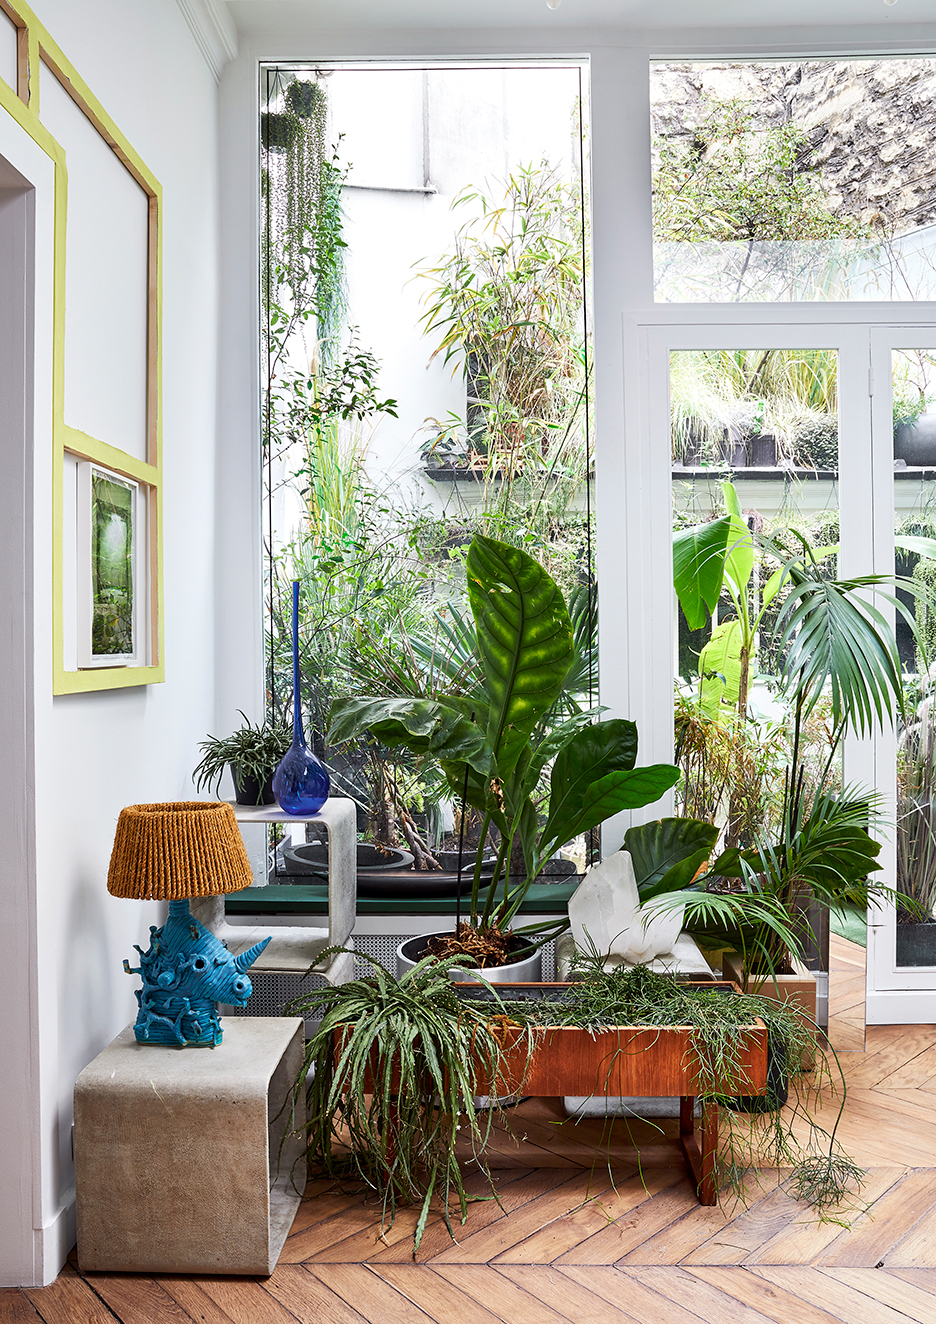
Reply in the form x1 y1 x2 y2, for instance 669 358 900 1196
868 329 936 1022
628 323 874 1036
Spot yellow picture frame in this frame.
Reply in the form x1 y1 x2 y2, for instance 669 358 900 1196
0 0 164 691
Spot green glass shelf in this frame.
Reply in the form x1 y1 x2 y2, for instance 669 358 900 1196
226 880 578 917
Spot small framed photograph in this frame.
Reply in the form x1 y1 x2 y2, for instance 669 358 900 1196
77 462 141 668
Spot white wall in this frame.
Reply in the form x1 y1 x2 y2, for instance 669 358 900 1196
0 0 229 1286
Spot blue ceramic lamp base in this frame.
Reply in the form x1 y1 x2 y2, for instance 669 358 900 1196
124 899 270 1047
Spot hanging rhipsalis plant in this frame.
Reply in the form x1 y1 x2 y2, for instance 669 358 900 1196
329 534 680 966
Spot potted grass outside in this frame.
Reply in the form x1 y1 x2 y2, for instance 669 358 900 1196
192 712 293 806
285 952 862 1256
328 534 681 981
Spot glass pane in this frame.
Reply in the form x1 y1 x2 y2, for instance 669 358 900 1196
672 348 840 859
893 349 936 966
260 63 594 890
652 60 936 303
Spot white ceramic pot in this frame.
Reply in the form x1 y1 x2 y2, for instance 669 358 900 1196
395 932 542 983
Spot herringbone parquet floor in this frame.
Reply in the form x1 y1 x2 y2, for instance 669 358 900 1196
7 936 936 1324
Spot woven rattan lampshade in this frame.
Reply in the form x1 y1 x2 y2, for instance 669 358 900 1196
107 801 254 900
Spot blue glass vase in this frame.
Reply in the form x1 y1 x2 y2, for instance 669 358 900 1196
273 580 330 815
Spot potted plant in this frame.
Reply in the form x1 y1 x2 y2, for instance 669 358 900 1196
287 954 860 1255
328 534 680 975
192 712 292 806
666 491 924 1000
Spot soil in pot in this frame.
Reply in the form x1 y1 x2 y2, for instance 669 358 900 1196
396 930 542 982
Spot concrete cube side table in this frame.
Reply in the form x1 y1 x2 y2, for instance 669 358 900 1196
74 1017 305 1276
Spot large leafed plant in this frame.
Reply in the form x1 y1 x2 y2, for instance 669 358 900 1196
329 534 679 960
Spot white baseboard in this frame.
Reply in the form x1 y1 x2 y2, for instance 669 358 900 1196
865 988 936 1024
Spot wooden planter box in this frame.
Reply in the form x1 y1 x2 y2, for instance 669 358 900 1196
341 982 769 1207
721 953 817 1067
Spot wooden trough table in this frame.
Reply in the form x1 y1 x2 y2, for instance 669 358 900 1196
457 982 771 1207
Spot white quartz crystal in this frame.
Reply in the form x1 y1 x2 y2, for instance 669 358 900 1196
567 850 685 965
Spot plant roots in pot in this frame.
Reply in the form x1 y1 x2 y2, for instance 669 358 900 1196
396 931 542 982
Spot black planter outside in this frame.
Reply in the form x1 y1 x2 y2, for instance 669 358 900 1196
896 919 936 966
895 414 936 468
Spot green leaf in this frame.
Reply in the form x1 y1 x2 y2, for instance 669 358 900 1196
328 697 489 769
540 719 678 855
467 535 574 776
721 481 754 597
698 620 743 720
672 516 731 630
623 817 720 902
896 535 936 561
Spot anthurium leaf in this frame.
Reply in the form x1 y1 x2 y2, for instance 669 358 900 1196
672 516 731 630
467 535 574 777
328 697 490 770
698 619 743 719
722 480 754 597
540 719 678 854
623 817 719 902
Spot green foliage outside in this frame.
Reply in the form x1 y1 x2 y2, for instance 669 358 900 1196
653 99 867 246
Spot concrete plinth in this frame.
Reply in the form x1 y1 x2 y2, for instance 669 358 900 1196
74 1017 305 1276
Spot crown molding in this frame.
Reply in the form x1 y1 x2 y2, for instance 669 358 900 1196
176 0 238 81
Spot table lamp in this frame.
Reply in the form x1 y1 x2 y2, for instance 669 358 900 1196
107 801 271 1048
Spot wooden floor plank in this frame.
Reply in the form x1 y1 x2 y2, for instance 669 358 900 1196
0 1291 43 1324
742 1169 909 1266
556 1265 707 1324
372 1168 607 1266
616 1264 786 1324
675 1184 812 1266
497 1264 643 1324
883 1268 936 1296
370 1264 508 1324
202 1275 316 1324
880 1191 936 1266
818 1267 936 1323
545 1172 694 1265
752 1266 926 1324
684 1267 847 1324
427 1170 614 1265
487 1173 659 1265
429 1265 577 1324
302 1265 439 1324
815 1169 936 1267
82 1275 196 1324
262 1264 370 1324
277 1203 389 1264
22 1274 116 1324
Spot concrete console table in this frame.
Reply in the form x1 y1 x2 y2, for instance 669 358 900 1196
192 797 357 986
74 1017 305 1276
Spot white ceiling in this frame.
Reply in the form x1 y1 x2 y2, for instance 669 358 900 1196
225 0 936 37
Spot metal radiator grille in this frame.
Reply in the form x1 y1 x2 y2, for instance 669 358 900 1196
232 933 556 1019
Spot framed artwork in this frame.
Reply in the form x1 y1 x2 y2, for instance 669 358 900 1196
77 462 141 668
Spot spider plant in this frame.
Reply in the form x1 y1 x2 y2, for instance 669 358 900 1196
287 950 535 1252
